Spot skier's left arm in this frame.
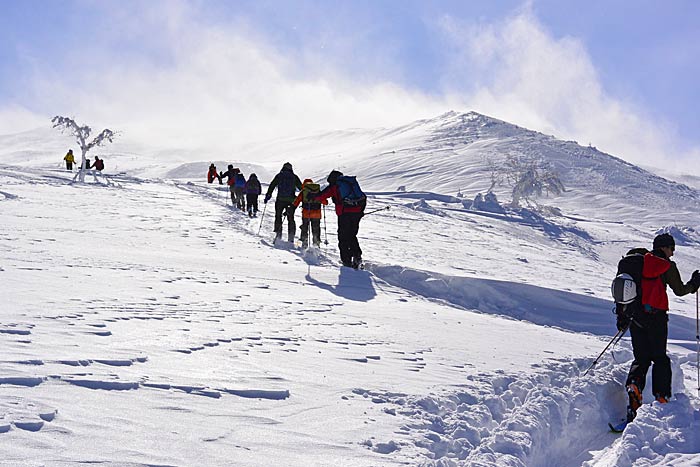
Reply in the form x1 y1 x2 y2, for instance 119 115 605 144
314 185 336 204
663 261 699 296
264 175 279 202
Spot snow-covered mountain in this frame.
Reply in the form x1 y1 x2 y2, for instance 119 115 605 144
230 111 700 227
1 112 699 466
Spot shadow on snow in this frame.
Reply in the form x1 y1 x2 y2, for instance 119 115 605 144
304 268 376 302
369 263 697 346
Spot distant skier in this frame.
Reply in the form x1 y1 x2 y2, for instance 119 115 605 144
622 233 700 422
244 173 262 217
234 172 247 210
63 149 75 170
313 170 366 268
292 179 327 248
264 162 302 242
207 163 222 184
220 165 238 204
220 164 236 183
92 156 104 172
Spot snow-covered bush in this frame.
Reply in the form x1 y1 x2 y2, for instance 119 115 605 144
472 191 505 213
51 116 116 182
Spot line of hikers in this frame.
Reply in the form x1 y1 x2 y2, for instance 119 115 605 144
207 161 367 268
63 149 104 172
208 163 262 217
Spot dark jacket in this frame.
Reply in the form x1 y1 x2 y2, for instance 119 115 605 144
244 176 261 195
220 168 238 186
265 168 302 203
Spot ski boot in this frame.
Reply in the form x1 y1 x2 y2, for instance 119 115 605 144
626 382 642 422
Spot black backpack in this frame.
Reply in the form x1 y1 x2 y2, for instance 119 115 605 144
277 171 296 198
611 248 648 320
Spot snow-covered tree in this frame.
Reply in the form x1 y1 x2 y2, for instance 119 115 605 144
483 153 565 208
504 154 565 208
51 116 116 182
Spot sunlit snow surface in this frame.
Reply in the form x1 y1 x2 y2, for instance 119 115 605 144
1 113 700 466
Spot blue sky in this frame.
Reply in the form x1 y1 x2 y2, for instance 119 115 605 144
0 0 698 169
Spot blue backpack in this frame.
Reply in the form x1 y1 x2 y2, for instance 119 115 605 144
336 176 366 207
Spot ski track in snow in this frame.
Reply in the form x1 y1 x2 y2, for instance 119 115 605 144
1 161 699 466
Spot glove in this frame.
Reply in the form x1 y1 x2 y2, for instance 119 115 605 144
616 312 632 332
264 194 271 204
615 304 632 331
689 270 700 289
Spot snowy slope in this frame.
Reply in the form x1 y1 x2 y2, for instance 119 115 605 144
1 113 700 466
219 111 700 228
6 111 700 230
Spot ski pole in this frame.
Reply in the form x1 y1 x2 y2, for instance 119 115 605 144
322 205 329 245
696 291 699 395
582 325 628 377
257 202 267 235
364 205 391 216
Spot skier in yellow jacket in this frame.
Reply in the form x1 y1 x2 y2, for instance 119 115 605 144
63 149 76 170
292 179 327 248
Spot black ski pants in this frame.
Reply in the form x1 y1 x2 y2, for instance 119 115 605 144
300 218 321 246
234 188 245 210
246 194 258 215
274 200 296 241
337 212 363 266
626 312 671 398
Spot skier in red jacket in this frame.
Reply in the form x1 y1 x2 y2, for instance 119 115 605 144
313 170 366 268
624 233 700 422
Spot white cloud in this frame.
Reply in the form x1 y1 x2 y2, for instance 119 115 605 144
437 9 699 174
13 1 446 152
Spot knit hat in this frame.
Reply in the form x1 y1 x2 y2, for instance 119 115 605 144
282 162 293 171
653 233 675 250
327 170 343 184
